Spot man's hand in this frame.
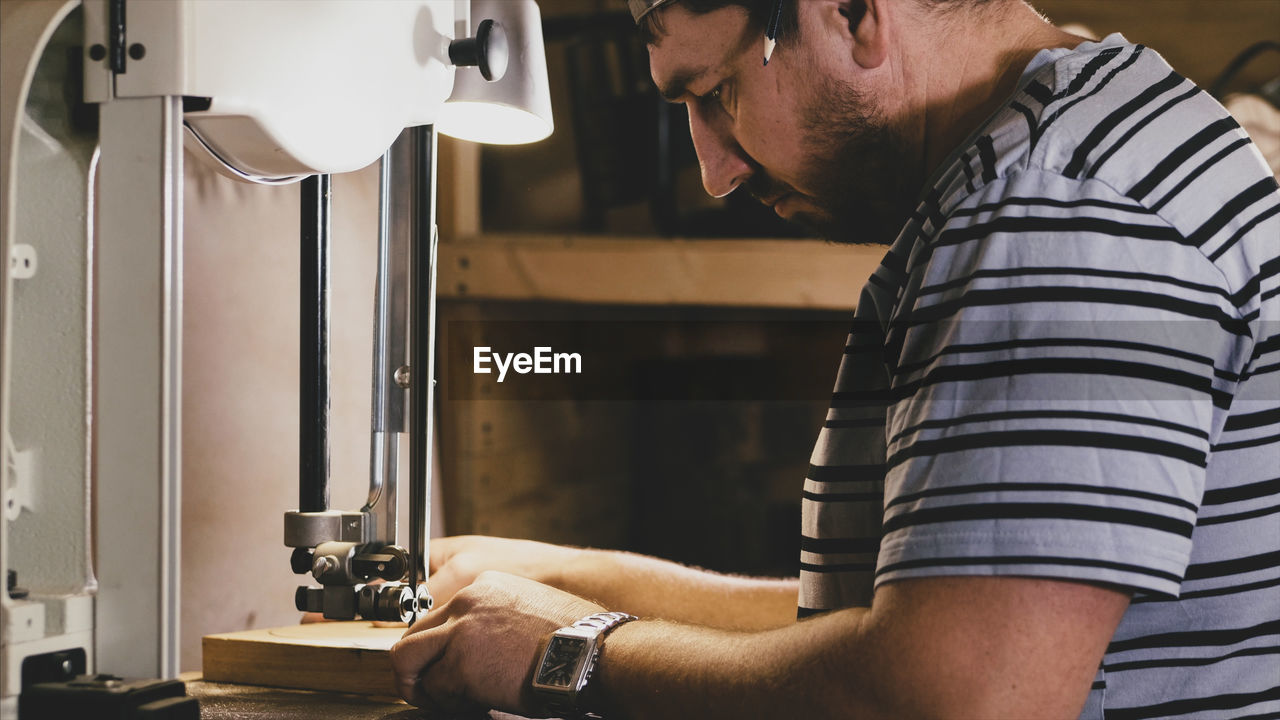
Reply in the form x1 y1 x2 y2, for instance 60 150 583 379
390 570 604 716
428 535 584 607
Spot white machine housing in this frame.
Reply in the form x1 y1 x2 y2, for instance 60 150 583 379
83 0 467 178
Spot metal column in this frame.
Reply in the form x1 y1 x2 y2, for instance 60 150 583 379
94 96 183 679
366 139 413 542
407 125 439 620
300 175 332 514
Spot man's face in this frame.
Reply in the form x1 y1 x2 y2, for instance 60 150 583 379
647 4 918 244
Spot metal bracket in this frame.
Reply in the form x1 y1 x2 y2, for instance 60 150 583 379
282 510 370 548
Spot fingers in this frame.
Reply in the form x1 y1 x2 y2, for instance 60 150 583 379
389 623 446 706
404 597 452 637
391 614 490 715
395 667 431 709
428 535 466 574
426 561 470 607
426 536 474 607
428 538 492 606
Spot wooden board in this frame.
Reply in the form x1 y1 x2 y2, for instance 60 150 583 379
202 622 404 697
185 677 417 720
186 675 537 720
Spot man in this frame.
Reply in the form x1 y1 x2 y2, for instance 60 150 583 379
391 0 1280 717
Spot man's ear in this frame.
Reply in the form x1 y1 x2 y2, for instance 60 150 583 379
840 0 890 69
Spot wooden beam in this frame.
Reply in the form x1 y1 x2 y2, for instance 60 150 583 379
437 234 882 310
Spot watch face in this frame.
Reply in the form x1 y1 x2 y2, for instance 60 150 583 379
536 636 587 688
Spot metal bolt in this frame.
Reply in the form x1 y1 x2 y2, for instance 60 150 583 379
394 366 411 388
312 555 338 577
88 44 106 61
128 43 146 60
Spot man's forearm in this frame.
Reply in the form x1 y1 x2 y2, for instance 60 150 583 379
551 548 799 631
584 577 1126 720
592 609 875 720
394 570 1123 718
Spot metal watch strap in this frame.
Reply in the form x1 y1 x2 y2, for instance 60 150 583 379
572 611 636 634
541 611 637 719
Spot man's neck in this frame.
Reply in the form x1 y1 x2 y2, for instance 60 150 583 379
908 3 1084 178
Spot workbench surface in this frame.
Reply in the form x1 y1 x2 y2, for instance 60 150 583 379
188 679 534 720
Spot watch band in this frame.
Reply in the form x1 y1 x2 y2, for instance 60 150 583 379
572 611 637 634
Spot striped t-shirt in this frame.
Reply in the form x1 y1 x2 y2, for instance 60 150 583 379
800 35 1280 718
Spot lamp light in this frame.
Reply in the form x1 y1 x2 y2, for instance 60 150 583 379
438 0 554 145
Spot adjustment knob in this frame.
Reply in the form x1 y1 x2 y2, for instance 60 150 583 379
312 555 339 580
290 547 314 575
448 19 509 82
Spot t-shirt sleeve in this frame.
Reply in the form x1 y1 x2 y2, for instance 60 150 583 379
875 169 1252 597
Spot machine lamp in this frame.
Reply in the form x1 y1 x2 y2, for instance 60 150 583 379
438 0 554 146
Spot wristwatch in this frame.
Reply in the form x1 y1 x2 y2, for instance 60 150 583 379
531 611 637 718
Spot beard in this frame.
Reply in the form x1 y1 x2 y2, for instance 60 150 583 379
750 74 920 245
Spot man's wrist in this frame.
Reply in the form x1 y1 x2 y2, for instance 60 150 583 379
574 617 640 719
532 611 637 718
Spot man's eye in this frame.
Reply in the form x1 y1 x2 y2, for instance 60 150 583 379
708 84 732 115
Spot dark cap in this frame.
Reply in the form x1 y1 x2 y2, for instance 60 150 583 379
628 0 679 23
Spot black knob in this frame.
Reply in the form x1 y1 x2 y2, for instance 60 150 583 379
290 547 314 575
448 19 509 82
295 585 325 613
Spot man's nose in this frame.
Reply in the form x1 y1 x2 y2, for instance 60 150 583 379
687 105 753 198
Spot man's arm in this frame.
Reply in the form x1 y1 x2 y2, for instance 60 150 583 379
429 535 798 631
391 571 1129 718
599 575 1128 719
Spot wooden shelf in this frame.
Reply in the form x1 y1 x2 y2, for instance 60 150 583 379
432 2 1280 312
436 233 883 310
